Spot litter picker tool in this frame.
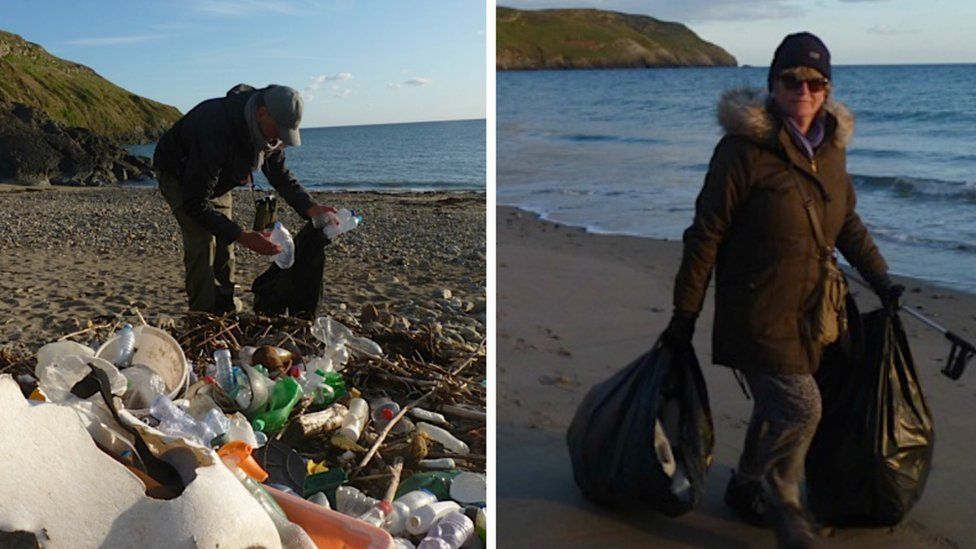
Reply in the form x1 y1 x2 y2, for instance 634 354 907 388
846 272 976 380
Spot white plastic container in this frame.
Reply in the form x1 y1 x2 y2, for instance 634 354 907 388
269 222 295 269
418 458 456 470
448 472 486 504
418 510 474 549
417 422 469 455
406 501 461 536
337 398 368 442
95 325 189 410
386 490 438 535
411 407 449 426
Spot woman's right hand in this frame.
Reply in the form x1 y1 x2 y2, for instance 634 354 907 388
236 230 282 255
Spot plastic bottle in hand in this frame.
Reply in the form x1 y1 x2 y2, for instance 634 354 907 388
110 324 136 367
417 510 474 549
269 222 295 269
322 208 362 239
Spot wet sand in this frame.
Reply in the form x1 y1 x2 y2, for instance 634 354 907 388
498 205 976 548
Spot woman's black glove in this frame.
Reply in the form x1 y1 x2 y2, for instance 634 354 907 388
663 311 697 350
874 275 905 312
880 283 905 312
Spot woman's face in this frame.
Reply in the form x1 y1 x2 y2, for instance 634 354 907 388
772 67 828 126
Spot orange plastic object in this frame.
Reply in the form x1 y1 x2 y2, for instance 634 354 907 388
29 388 46 401
265 485 394 549
217 441 269 483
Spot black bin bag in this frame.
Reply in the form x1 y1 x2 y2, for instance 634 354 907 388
252 221 329 318
566 338 714 516
806 300 935 526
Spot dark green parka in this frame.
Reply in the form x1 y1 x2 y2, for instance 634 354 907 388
673 88 889 375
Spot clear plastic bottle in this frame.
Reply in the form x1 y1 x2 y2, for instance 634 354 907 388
149 394 214 446
322 208 362 239
269 221 295 269
307 492 331 509
200 408 231 446
416 422 470 454
213 348 234 393
110 324 136 367
231 366 252 410
243 364 275 414
358 500 394 528
337 398 369 442
393 538 416 549
335 485 377 517
417 510 474 549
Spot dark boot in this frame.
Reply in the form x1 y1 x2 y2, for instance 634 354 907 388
769 504 816 549
724 471 769 527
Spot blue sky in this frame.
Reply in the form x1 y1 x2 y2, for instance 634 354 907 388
1 0 487 127
501 0 976 65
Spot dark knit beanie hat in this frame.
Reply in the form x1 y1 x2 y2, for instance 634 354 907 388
768 32 831 90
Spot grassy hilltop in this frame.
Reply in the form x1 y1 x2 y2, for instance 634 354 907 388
0 30 181 143
497 7 737 70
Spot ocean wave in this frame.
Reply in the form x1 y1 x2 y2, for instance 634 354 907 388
868 226 976 254
852 174 976 203
538 132 661 145
855 108 976 125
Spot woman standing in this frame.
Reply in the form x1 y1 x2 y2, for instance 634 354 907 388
663 33 903 548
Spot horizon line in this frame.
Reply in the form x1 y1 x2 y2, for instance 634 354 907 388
303 117 486 131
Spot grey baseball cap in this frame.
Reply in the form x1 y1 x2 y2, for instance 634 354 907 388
263 85 303 147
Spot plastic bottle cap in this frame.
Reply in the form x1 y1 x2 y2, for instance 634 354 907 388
382 408 395 420
217 441 269 482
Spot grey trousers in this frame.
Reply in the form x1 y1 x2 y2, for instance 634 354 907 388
157 171 236 312
736 372 822 510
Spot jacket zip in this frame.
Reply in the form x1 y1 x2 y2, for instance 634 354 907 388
810 158 818 174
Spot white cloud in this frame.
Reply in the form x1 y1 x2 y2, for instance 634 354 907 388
867 24 914 35
303 72 354 100
389 77 432 89
333 88 352 98
63 34 165 46
193 0 305 16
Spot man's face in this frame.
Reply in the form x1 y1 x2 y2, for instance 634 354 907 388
256 106 280 143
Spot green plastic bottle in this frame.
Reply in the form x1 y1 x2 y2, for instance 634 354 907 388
250 377 303 434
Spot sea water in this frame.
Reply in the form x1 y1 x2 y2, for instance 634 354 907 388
129 118 486 192
498 65 976 294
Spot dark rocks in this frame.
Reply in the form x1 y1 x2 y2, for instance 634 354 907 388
0 101 155 186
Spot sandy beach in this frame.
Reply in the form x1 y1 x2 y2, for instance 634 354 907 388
498 205 976 548
0 185 486 354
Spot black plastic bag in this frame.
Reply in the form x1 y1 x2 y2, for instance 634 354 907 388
806 303 934 526
566 338 714 515
252 222 329 318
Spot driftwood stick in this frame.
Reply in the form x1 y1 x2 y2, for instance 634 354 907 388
383 458 404 502
355 342 483 473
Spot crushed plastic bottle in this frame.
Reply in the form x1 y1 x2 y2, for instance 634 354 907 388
335 485 378 517
417 510 474 549
108 324 136 368
371 397 414 433
417 422 469 455
243 364 275 414
231 366 252 410
411 407 449 426
269 222 295 269
121 364 167 409
336 398 368 442
149 394 214 446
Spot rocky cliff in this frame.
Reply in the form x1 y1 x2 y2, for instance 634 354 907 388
0 101 154 186
0 30 181 143
497 7 737 70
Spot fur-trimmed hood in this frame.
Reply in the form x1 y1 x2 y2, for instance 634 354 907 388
716 88 854 148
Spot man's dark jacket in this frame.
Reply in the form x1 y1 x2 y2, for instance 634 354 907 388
673 89 889 375
154 85 315 243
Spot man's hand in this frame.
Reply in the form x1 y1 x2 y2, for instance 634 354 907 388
307 204 338 219
236 230 282 255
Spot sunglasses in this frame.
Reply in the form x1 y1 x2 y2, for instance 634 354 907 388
779 73 830 92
